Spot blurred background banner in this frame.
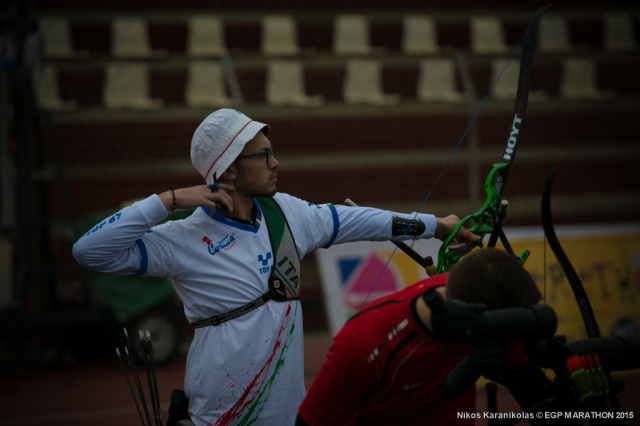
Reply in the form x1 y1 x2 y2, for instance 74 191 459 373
316 223 640 338
316 238 440 334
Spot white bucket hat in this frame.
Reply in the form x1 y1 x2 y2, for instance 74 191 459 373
190 109 270 184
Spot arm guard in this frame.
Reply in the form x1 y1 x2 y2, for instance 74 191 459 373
392 216 426 238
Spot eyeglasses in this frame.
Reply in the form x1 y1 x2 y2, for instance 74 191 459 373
236 148 273 166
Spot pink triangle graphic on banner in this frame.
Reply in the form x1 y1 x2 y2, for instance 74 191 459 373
342 252 400 312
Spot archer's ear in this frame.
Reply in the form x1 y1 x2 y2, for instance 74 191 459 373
220 165 237 181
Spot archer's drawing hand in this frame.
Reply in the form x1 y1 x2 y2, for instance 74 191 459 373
434 215 482 244
159 184 234 214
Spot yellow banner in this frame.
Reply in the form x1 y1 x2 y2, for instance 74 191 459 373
504 229 640 342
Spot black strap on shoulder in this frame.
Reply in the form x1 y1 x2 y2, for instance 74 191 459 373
258 197 301 299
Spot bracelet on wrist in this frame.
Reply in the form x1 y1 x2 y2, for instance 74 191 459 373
168 186 177 213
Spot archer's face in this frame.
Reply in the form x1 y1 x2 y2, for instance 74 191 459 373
234 132 279 198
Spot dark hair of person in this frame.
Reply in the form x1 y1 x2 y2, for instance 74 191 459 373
446 248 541 309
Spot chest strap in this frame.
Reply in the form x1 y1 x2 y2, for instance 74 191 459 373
193 294 270 328
193 277 297 328
193 197 301 328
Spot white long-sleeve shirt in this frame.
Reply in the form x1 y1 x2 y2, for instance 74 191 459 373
73 192 436 426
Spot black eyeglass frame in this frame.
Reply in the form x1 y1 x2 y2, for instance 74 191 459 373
236 148 273 166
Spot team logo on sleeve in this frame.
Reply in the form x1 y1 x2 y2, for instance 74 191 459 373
202 234 237 256
307 202 334 209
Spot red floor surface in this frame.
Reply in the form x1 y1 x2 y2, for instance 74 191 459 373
1 333 638 426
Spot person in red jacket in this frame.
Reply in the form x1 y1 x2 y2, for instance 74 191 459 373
297 248 552 425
